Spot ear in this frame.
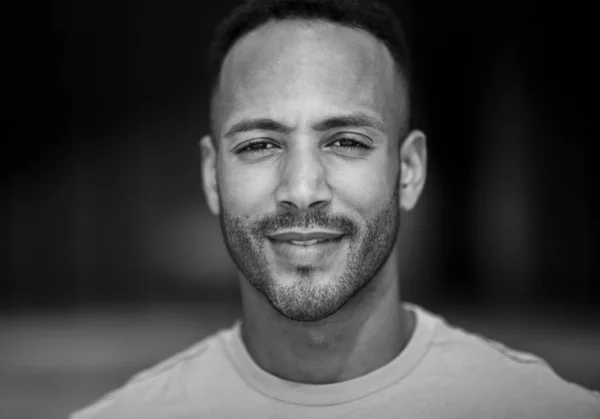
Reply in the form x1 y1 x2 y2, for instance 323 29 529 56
199 135 220 216
399 130 427 211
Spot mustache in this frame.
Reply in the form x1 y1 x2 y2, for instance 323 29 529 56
249 212 359 238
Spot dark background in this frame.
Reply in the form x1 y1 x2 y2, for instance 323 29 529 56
2 1 599 418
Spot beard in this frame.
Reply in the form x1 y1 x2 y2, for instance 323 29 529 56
219 181 401 323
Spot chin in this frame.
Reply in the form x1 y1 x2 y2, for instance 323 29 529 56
266 270 355 322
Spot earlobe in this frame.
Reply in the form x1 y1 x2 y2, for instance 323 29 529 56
199 135 221 216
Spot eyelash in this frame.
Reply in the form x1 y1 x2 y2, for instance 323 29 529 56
235 138 370 155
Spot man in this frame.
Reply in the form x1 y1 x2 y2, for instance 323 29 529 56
71 0 599 417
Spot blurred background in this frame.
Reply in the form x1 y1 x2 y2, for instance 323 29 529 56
2 0 599 417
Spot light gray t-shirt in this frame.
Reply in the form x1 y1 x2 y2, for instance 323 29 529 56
70 304 600 418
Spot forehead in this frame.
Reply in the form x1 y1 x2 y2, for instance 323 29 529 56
214 20 406 136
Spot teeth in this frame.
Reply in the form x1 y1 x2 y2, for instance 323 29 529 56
290 239 320 245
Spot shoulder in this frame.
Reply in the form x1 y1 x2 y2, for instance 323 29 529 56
417 306 600 418
69 324 237 419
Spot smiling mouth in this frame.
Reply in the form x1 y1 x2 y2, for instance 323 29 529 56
267 236 346 249
288 238 333 246
264 230 347 266
266 230 345 243
266 234 346 266
269 237 345 248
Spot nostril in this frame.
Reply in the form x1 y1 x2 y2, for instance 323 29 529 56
279 201 298 211
308 200 328 210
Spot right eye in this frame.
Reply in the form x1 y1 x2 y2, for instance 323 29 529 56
236 140 278 154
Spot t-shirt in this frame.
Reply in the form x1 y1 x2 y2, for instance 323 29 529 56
70 303 600 419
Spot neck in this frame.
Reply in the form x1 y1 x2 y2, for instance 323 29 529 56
239 256 414 384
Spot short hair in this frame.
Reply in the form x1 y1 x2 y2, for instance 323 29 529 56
207 0 412 143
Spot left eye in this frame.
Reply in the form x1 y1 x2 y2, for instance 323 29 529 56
329 138 369 149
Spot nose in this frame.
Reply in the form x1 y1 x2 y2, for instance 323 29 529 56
274 145 332 213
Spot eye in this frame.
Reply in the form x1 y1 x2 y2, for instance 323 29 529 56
329 137 370 150
235 140 279 155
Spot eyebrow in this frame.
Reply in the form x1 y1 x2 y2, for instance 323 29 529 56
312 114 388 135
223 113 388 138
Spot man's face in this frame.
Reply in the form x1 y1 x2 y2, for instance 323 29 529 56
208 20 410 322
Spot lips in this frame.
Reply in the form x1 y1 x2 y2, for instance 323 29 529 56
266 230 346 266
267 230 345 243
290 238 323 246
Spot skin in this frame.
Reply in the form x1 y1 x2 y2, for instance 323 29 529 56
200 19 427 384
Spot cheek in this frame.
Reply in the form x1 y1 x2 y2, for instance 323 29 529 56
219 161 277 215
329 157 396 213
